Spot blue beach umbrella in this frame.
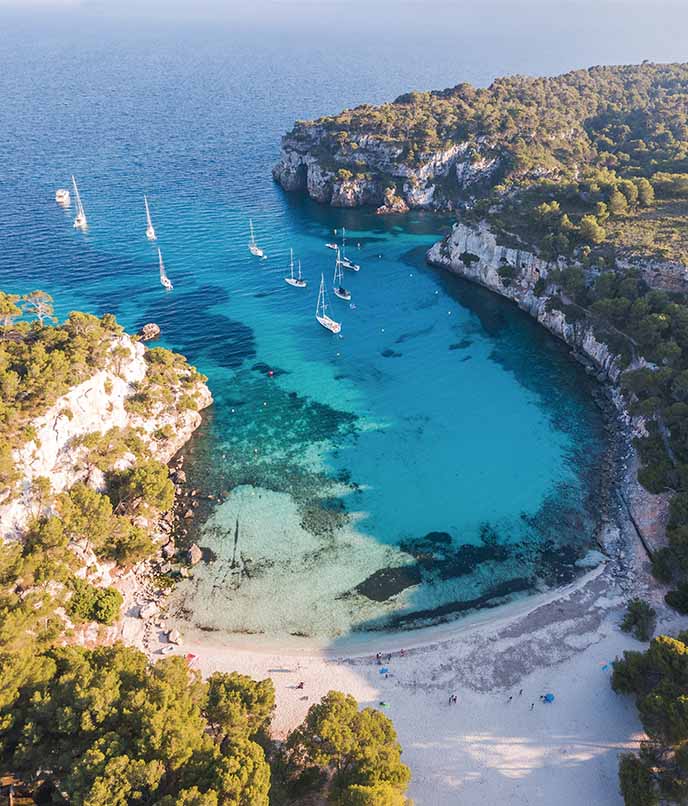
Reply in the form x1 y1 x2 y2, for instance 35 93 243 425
544 693 555 703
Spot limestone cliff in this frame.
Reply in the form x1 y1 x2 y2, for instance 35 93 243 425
273 127 498 213
427 221 637 382
0 332 212 539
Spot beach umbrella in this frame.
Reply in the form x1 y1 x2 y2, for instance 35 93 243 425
544 693 555 703
379 667 389 674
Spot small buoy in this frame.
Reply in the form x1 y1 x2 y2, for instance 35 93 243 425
263 401 267 407
268 370 274 377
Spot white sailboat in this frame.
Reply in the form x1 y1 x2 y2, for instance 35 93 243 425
316 273 341 333
144 195 157 241
325 229 338 250
285 248 307 288
71 175 87 229
248 219 265 258
333 249 351 301
55 188 70 205
158 248 173 290
339 227 360 271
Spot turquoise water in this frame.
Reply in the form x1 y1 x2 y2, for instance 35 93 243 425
0 11 616 640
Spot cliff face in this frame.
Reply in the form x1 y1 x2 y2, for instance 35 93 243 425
273 129 499 212
427 221 634 382
0 333 212 539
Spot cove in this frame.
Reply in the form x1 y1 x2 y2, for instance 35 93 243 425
166 206 610 641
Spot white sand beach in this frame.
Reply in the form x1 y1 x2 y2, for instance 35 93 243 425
116 533 684 806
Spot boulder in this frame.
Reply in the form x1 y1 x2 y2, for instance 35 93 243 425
167 628 182 645
139 602 159 619
188 543 203 565
162 540 176 559
174 469 187 484
139 323 161 341
575 550 607 569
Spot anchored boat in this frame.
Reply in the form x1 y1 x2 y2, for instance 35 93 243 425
333 249 351 301
158 248 173 290
55 188 70 205
71 175 87 229
316 273 341 333
285 248 307 288
248 219 265 258
144 194 157 241
339 227 360 271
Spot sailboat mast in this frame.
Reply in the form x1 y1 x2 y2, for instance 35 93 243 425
249 219 255 246
297 259 302 280
145 195 152 228
71 175 84 216
290 248 294 279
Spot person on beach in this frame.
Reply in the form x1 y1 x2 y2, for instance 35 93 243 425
530 703 535 711
296 682 304 690
507 695 513 703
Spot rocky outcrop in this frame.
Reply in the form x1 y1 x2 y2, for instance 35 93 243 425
0 333 212 539
427 221 636 382
273 127 500 211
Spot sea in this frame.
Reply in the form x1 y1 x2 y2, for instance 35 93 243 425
1 2 681 646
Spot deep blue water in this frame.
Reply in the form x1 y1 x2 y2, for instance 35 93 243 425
0 6 650 641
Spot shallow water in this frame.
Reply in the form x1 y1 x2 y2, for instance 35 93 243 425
0 10 615 641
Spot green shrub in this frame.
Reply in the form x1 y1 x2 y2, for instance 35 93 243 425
68 579 123 625
620 598 656 641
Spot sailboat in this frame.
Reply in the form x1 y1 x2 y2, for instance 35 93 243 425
285 248 307 288
71 175 87 229
325 229 338 250
144 195 156 241
316 273 341 333
55 188 70 205
333 249 351 301
248 219 265 258
339 227 360 271
158 248 173 290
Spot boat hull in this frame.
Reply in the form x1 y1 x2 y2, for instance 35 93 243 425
334 288 351 301
249 245 264 257
341 259 360 271
316 315 341 334
146 227 157 241
285 277 307 288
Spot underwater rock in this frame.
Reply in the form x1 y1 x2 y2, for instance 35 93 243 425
354 565 422 602
449 338 473 350
381 348 403 358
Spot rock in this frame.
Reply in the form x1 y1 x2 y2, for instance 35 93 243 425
139 602 159 619
376 187 410 215
174 469 187 484
159 562 172 574
162 540 176 559
180 566 191 578
187 543 203 565
139 323 161 341
183 510 194 520
167 629 182 645
575 550 607 569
